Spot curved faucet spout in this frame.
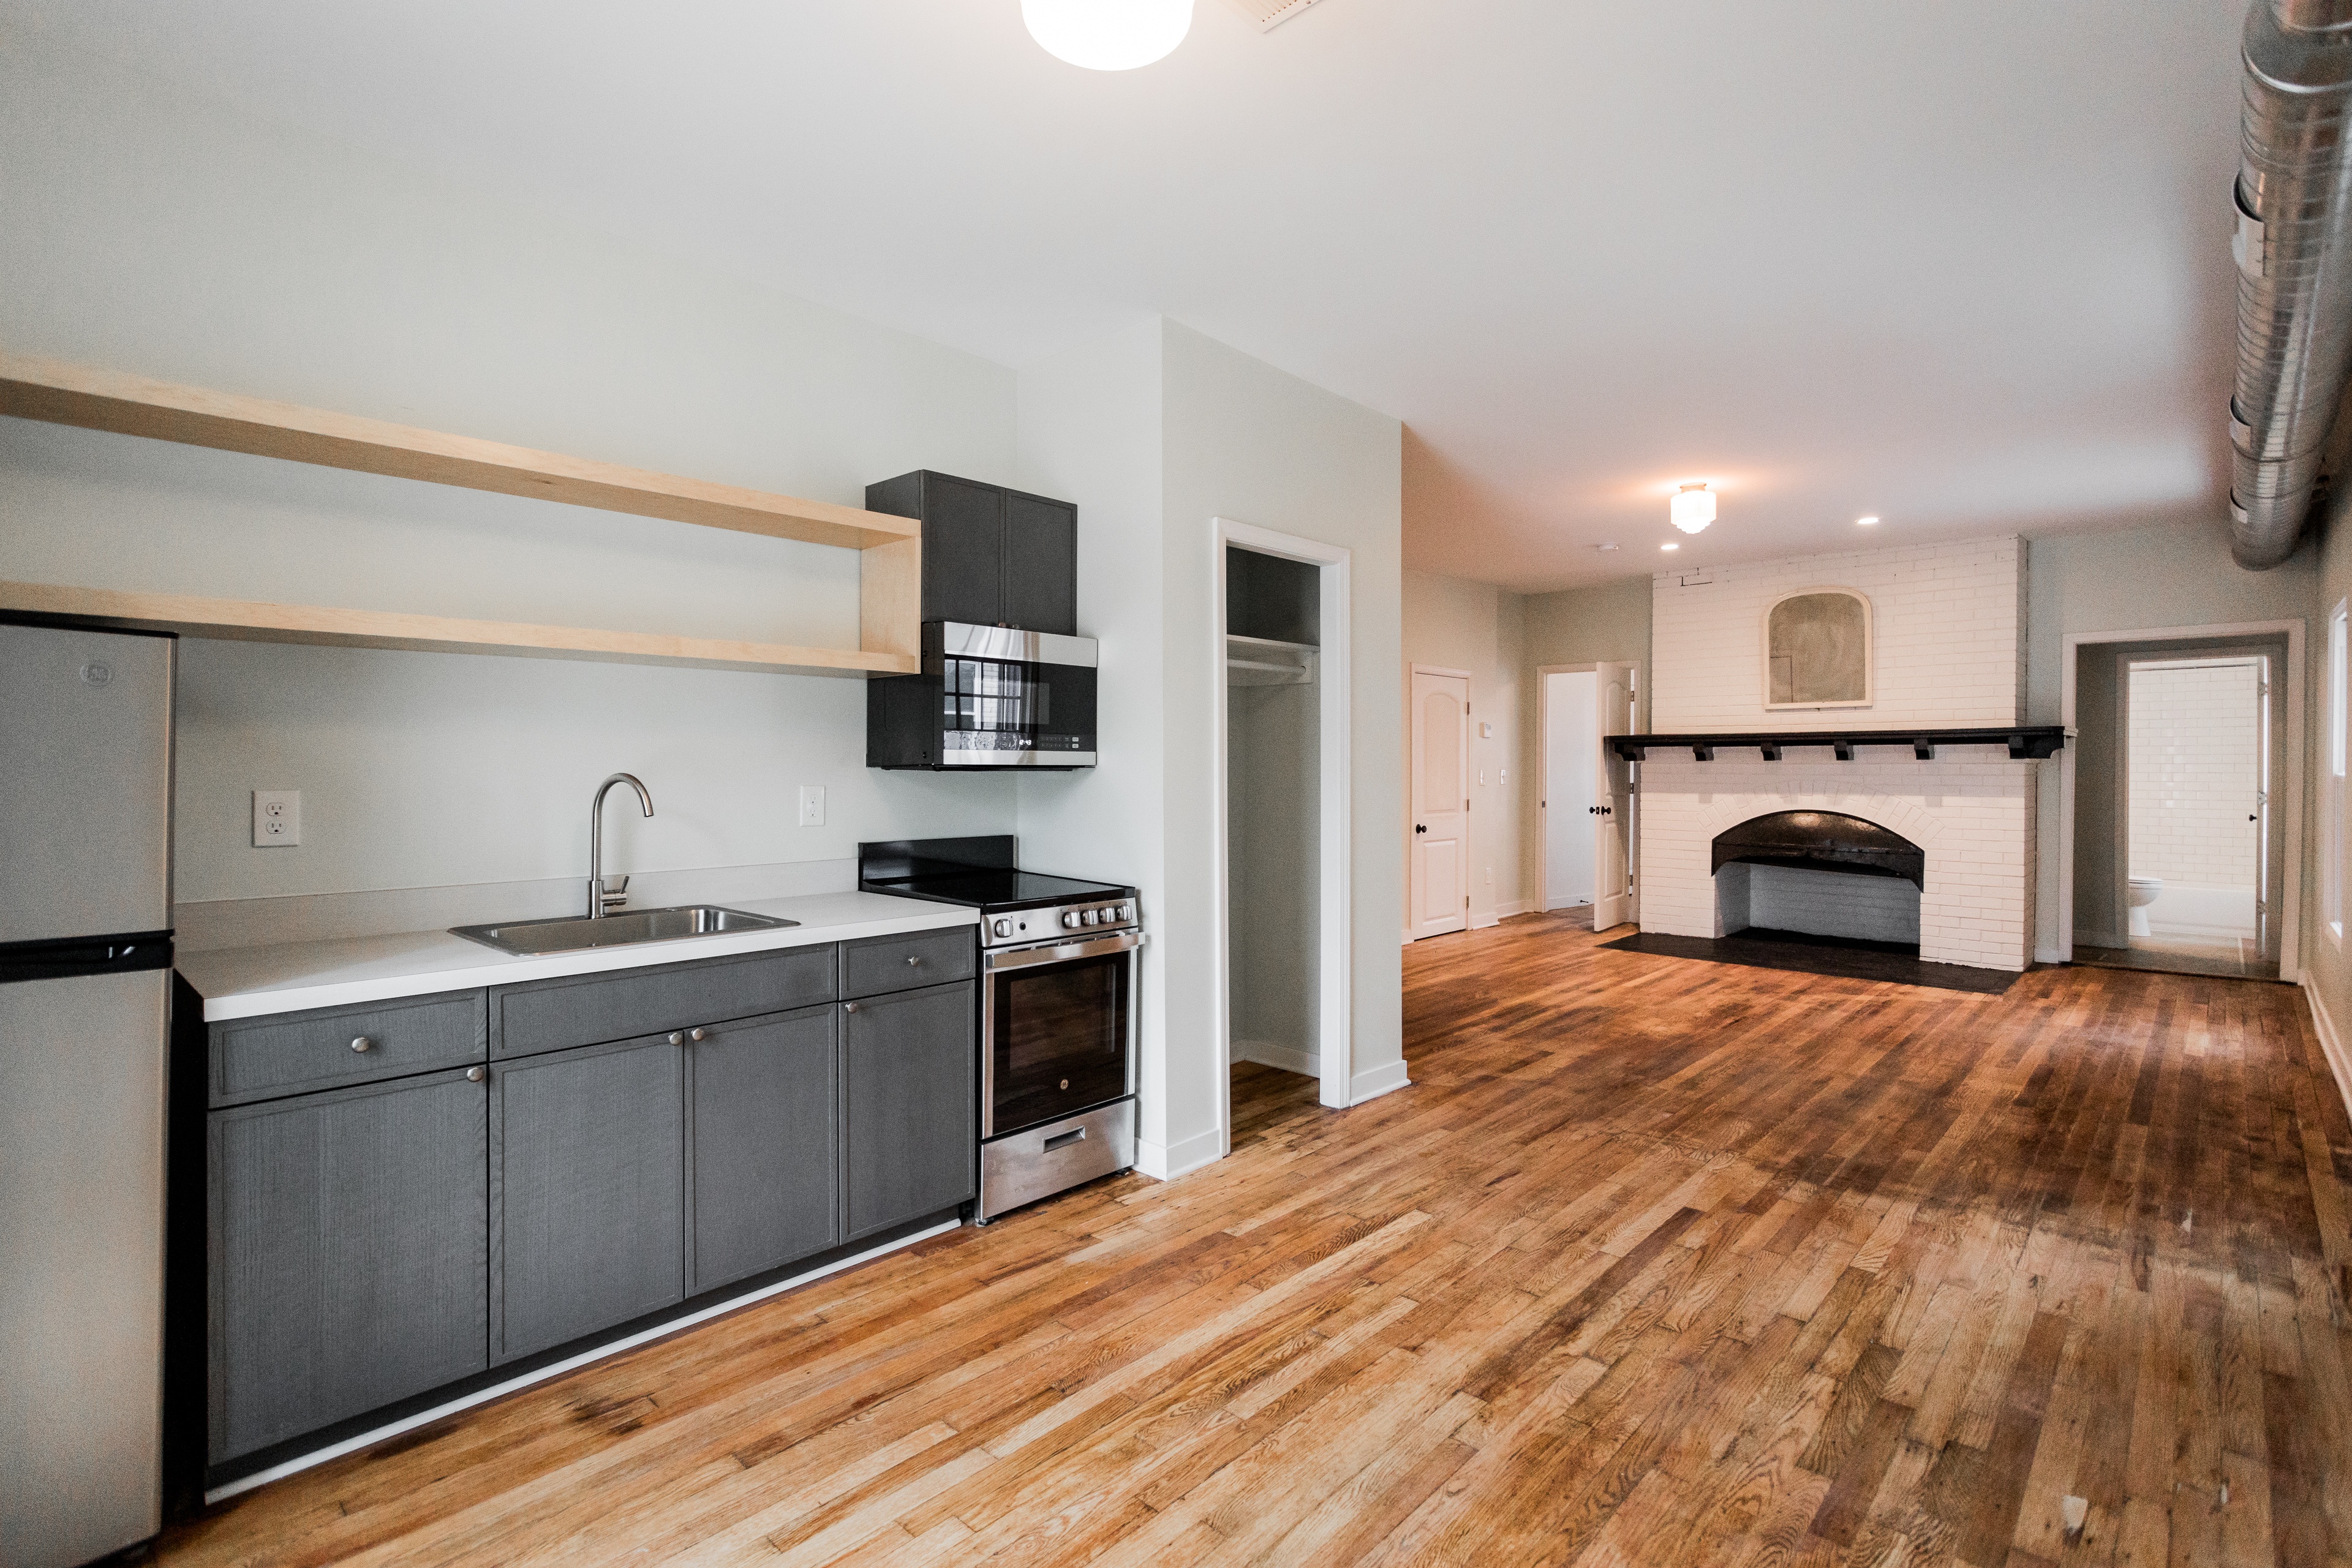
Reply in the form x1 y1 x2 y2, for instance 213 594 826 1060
588 772 655 918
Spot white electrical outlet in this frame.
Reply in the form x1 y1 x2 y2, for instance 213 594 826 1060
797 785 826 827
252 790 301 847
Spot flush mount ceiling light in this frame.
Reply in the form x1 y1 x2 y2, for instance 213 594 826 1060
1669 482 1716 535
1023 0 1194 69
1660 541 1679 552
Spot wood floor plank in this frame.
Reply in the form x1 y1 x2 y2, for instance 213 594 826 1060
160 916 2352 1568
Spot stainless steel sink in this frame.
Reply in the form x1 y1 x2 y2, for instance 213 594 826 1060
449 905 797 957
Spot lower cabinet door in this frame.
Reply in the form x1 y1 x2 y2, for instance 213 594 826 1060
690 1006 840 1292
843 981 977 1242
492 1035 686 1363
210 1068 489 1463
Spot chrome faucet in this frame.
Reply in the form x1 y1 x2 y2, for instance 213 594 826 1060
587 772 654 918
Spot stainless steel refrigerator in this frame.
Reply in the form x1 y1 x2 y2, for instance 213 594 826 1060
0 621 175 1568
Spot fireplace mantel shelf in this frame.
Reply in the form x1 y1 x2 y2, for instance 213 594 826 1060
1607 726 2067 763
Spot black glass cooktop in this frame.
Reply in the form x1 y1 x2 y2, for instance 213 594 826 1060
857 836 1131 913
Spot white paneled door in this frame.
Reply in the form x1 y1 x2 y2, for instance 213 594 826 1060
1594 661 1637 930
1410 668 1470 940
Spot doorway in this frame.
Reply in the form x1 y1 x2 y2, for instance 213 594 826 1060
1211 520 1355 1141
1409 666 1471 940
1540 669 1597 914
2063 627 2297 981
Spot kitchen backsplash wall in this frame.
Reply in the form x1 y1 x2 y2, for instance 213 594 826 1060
1 28 1023 913
1651 536 2025 731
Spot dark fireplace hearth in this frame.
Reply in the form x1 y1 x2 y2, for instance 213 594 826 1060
1711 811 1924 889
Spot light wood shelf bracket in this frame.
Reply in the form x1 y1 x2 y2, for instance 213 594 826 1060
0 352 924 674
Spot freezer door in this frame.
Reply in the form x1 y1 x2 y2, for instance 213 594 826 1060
0 625 174 944
0 968 168 1567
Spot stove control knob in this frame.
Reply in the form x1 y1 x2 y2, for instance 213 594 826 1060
1063 911 1081 929
1086 909 1102 925
992 918 1012 938
1123 903 1137 922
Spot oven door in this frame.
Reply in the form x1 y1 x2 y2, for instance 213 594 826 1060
982 931 1139 1138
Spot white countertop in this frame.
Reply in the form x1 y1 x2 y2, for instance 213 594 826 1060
178 891 976 1022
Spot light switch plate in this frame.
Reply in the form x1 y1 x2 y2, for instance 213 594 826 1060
252 790 301 847
797 785 826 827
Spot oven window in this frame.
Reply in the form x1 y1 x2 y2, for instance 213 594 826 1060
990 951 1130 1135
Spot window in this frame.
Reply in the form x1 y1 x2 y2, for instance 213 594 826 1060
2329 602 2346 942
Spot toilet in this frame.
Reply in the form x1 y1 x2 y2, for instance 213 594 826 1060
2127 875 2164 938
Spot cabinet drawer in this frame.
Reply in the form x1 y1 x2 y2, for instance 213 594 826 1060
209 992 486 1107
842 927 976 998
491 946 835 1060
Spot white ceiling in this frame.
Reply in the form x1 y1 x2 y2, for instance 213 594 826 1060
9 1 2247 592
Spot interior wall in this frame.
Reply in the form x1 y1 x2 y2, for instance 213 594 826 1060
2073 647 2127 945
1162 320 1406 1143
1 28 1022 911
1401 569 1529 927
2305 496 2352 1079
2024 518 2318 960
1018 317 1403 1177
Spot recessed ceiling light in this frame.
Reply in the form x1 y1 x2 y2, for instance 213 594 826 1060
1023 0 1194 69
1857 515 1880 526
1660 542 1679 551
1596 541 1620 552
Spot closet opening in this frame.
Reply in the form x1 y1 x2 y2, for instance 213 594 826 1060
1212 522 1355 1145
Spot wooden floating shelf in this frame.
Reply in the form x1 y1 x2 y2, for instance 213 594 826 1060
0 352 927 670
1607 726 2068 763
0 580 919 679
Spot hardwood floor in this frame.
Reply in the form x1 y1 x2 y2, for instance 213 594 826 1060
159 912 2352 1567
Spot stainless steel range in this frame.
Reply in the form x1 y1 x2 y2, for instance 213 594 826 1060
858 837 1140 1223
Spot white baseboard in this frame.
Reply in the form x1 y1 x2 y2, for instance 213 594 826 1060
1349 1059 1412 1104
203 1215 961 1504
2301 976 2352 1129
2035 945 2067 964
1232 1038 1320 1076
1136 1125 1224 1182
1469 911 1500 930
1498 899 1532 918
2072 927 2127 950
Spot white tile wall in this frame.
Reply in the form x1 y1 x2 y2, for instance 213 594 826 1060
1718 862 1924 945
1651 537 2022 731
2127 662 2261 890
1637 749 2038 971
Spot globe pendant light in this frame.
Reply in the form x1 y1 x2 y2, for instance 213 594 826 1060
1670 482 1716 534
1023 0 1194 70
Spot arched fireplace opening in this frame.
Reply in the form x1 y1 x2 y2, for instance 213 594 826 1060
1713 811 1924 949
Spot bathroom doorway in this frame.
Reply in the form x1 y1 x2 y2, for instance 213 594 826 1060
2067 632 2291 980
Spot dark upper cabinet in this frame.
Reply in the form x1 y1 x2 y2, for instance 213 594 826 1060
866 470 1077 635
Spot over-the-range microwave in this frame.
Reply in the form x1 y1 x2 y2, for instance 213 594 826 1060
866 621 1098 770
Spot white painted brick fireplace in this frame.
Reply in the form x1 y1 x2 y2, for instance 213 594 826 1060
1635 537 2041 973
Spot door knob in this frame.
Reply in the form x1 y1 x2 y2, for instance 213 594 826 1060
1414 824 1427 834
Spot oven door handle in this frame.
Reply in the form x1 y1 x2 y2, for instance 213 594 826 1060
984 930 1145 971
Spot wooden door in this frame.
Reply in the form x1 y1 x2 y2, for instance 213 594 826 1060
491 1035 686 1363
689 1006 840 1293
1409 669 1470 940
209 1068 488 1462
843 982 978 1242
1594 661 1638 930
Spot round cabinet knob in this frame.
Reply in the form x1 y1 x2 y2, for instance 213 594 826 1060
349 1036 374 1054
668 1031 685 1046
844 1001 859 1014
689 1027 708 1042
466 1066 486 1083
993 919 1012 938
1060 1078 1070 1090
907 955 923 967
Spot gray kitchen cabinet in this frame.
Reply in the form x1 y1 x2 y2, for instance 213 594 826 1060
491 946 833 1060
689 1005 839 1292
843 980 976 1242
209 1067 489 1463
491 1033 687 1363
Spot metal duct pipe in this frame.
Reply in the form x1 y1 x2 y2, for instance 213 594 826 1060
2230 0 2352 568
